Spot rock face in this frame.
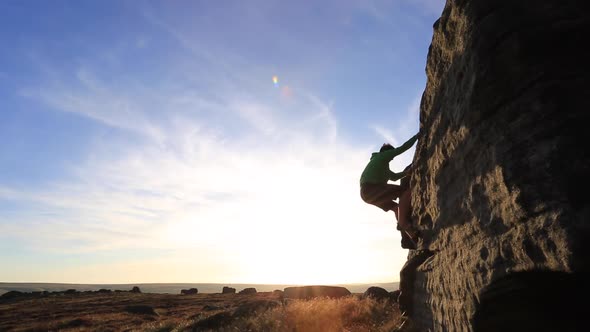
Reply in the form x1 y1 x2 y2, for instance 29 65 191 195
283 286 351 300
406 0 590 330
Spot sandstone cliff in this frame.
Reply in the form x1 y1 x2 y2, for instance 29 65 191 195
404 0 590 330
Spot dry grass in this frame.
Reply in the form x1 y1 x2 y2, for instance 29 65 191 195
0 292 404 332
217 296 403 332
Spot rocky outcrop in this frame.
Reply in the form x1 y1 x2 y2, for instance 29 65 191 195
222 286 236 294
237 287 257 295
405 0 590 330
283 286 351 300
362 286 390 301
191 311 233 330
389 290 400 303
180 288 198 295
0 291 22 300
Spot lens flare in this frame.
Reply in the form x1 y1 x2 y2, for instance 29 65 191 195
272 76 279 86
281 85 292 98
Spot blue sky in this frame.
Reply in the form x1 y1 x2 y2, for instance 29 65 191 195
0 0 444 284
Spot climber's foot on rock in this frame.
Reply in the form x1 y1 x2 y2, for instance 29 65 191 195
401 230 418 249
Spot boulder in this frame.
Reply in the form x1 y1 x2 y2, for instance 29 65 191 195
222 286 236 294
283 286 351 300
405 0 590 330
180 288 198 295
190 311 233 330
130 286 141 293
0 291 23 300
362 286 390 301
238 287 257 295
389 290 401 303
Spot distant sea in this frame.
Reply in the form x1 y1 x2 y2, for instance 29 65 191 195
0 282 399 296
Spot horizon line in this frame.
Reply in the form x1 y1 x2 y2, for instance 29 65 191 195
0 281 399 285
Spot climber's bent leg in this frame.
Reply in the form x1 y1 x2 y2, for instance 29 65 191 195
360 183 405 215
398 190 412 230
397 189 419 248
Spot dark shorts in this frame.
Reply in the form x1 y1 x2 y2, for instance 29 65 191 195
360 182 406 212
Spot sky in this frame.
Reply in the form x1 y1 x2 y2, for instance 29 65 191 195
0 0 445 285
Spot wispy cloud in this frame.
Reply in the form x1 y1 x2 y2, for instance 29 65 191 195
20 68 166 143
11 75 412 269
373 125 398 146
372 93 420 142
11 29 375 259
371 93 421 171
1 2 425 283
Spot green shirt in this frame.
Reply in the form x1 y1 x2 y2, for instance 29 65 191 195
359 134 418 185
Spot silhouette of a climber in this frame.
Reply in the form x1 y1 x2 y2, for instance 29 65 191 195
360 133 419 248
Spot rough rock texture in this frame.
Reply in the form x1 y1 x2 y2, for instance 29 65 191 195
406 0 590 330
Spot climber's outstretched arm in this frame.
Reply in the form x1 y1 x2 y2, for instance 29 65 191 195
389 170 406 181
381 133 419 160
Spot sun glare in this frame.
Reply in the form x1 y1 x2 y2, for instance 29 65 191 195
151 153 403 286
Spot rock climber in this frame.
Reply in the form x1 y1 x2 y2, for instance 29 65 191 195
359 133 419 248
